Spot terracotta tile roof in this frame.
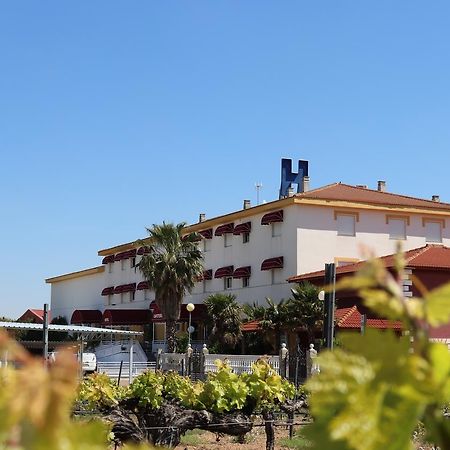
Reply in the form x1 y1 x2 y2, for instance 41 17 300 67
296 183 450 211
241 320 262 332
335 306 402 330
288 244 450 283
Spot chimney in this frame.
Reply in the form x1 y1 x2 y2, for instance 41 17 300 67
377 180 386 192
243 199 251 209
199 213 206 223
432 195 440 202
287 187 295 197
302 176 310 193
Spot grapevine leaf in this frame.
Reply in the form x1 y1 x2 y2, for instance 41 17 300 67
425 282 450 326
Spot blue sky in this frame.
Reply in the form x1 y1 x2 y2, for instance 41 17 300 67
1 1 450 318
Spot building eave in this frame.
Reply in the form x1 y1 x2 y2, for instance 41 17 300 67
45 266 105 284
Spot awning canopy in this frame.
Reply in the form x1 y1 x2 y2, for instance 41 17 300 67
114 283 136 294
149 302 208 323
101 286 115 296
215 223 234 236
233 266 251 278
203 269 213 280
137 246 151 255
71 309 103 325
114 249 137 261
233 222 252 235
102 255 115 264
261 256 284 271
199 228 213 239
137 281 150 290
214 265 234 278
261 210 284 225
103 309 152 326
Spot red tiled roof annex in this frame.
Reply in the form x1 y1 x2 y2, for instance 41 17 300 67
335 306 402 330
288 244 450 283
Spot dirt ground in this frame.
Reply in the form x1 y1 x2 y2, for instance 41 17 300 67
180 425 306 450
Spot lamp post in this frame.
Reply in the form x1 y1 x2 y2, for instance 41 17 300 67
186 303 195 347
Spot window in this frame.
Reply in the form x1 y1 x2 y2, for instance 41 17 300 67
388 218 407 240
130 291 135 302
105 294 112 306
224 277 232 290
144 289 150 301
335 212 357 236
424 219 443 243
203 239 211 252
272 222 282 237
271 269 282 285
243 232 250 244
108 263 113 274
120 293 124 304
242 277 250 288
224 234 232 247
121 259 126 271
130 257 136 268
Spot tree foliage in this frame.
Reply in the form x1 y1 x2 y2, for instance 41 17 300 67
204 293 243 352
137 222 203 353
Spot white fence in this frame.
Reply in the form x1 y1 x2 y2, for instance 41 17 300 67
204 354 280 374
97 361 155 381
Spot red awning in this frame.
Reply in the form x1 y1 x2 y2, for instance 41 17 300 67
102 255 115 264
137 281 150 290
149 302 208 323
214 265 234 278
215 223 234 236
114 249 137 261
233 222 252 235
149 301 163 321
203 269 213 280
103 309 152 326
137 246 151 255
261 210 284 225
233 266 251 278
114 283 136 294
261 256 284 271
199 228 213 239
71 309 103 324
101 287 115 296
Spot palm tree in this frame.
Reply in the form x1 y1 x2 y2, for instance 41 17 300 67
204 293 243 353
137 222 203 353
286 281 323 347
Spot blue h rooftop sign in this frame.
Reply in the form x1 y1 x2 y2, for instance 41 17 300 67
279 158 309 198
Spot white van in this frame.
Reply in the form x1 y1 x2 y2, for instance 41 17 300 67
48 351 97 374
81 353 97 374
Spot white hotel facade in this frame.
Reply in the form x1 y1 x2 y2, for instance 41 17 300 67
46 181 450 352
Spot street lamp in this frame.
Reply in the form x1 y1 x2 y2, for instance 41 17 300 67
186 303 195 347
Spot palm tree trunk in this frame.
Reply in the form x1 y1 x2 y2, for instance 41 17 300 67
166 320 177 353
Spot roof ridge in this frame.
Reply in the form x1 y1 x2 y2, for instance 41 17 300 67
337 183 450 207
336 305 358 326
295 182 341 197
404 245 431 264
